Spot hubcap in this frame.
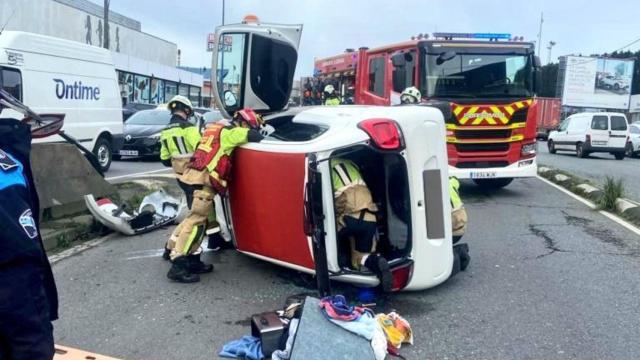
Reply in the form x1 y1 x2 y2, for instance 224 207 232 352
97 145 109 166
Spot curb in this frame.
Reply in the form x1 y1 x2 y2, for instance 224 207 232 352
538 166 640 225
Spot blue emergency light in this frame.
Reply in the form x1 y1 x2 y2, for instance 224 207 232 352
433 32 512 40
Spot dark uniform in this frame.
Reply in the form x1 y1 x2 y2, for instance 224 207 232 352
0 119 58 360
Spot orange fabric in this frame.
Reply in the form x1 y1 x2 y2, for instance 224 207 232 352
54 345 123 360
375 312 414 349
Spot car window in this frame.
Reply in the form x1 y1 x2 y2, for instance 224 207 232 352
558 119 570 131
611 116 628 131
203 111 223 124
392 50 416 93
126 110 171 125
630 126 640 134
0 67 22 101
591 115 608 130
368 56 386 96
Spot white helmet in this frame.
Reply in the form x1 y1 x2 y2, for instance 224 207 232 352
167 95 193 115
400 86 421 104
324 84 335 94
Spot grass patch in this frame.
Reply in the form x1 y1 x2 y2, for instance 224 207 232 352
597 176 624 211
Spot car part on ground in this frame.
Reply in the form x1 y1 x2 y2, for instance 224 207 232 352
85 189 188 235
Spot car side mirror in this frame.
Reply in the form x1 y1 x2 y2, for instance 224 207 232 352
223 90 237 107
532 56 543 94
25 114 65 138
436 51 457 65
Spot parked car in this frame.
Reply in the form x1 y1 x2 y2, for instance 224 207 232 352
209 21 456 292
626 122 640 158
202 110 223 126
123 103 155 122
116 109 198 159
547 112 629 159
600 75 630 91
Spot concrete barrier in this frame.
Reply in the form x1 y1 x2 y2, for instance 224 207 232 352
31 143 116 217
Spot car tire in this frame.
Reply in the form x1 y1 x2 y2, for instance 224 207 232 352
548 140 557 154
473 178 513 189
93 137 113 172
625 143 637 158
614 152 625 160
614 83 620 90
576 142 587 158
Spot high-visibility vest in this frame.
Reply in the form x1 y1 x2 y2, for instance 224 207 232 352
325 97 341 106
330 158 366 197
189 123 250 193
449 176 463 209
159 117 201 161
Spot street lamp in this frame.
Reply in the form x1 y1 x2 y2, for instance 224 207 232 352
547 41 557 64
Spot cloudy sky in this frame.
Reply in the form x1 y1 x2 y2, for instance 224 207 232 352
94 0 640 78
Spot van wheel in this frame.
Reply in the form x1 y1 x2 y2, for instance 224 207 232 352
473 178 513 189
93 137 112 172
548 140 557 154
576 142 587 158
614 152 625 160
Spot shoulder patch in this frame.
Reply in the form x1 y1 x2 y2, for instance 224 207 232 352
19 209 38 239
0 149 18 171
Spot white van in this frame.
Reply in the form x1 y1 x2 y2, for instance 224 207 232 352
548 112 629 159
0 31 123 171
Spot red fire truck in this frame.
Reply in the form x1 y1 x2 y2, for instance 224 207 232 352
312 33 543 188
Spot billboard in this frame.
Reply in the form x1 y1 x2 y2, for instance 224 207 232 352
561 56 634 110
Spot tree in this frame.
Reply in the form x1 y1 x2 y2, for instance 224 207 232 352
539 63 559 97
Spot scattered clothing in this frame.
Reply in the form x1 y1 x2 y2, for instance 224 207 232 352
220 335 264 360
319 295 371 321
271 318 299 360
375 312 413 350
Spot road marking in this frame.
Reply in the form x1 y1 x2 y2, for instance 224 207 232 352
48 234 115 264
537 175 640 237
105 168 172 181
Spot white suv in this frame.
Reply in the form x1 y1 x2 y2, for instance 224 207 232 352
548 112 629 160
626 122 640 158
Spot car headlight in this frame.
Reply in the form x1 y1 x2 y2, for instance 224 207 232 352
149 132 161 139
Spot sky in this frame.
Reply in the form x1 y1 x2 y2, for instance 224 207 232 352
92 0 640 78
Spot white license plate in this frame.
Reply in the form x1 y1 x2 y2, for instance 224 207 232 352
592 141 607 146
470 171 497 179
119 150 139 156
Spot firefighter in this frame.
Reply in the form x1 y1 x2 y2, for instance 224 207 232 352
324 84 341 106
449 177 470 272
0 118 58 359
167 108 265 283
160 95 202 260
400 86 421 104
332 157 392 293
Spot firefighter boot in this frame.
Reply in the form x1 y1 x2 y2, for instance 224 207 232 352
187 254 214 274
167 257 200 283
162 242 171 261
207 233 225 252
365 254 393 293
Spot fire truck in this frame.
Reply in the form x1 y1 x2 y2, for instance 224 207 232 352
312 32 543 188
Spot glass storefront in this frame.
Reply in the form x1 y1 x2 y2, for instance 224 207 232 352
116 70 201 106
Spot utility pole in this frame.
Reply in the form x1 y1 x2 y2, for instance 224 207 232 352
547 41 556 64
222 0 225 25
103 0 110 49
537 12 543 56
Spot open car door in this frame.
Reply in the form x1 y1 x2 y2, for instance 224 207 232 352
211 19 302 119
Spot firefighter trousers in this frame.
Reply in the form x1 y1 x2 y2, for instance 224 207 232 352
170 187 217 260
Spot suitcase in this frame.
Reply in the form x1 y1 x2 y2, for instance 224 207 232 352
251 311 285 356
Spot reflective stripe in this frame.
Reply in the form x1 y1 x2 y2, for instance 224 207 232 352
333 163 352 187
173 136 188 154
183 224 205 254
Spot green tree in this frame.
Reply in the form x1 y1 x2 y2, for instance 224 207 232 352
539 63 559 97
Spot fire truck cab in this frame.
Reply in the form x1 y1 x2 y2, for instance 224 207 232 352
313 33 543 188
211 20 456 291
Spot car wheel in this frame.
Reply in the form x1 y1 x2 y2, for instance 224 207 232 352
614 83 620 90
473 178 513 189
614 152 625 160
93 137 112 172
626 143 634 157
576 142 587 158
548 140 556 154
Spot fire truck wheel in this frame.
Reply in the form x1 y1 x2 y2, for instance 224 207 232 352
473 178 513 189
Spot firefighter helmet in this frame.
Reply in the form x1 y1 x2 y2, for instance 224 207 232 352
400 87 421 104
167 95 193 115
233 108 264 130
324 84 335 94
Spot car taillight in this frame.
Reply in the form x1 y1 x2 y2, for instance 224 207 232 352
358 118 404 150
391 263 413 291
586 134 591 143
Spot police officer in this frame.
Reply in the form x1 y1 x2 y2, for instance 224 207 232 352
160 95 203 260
324 84 341 106
332 157 392 293
167 108 264 283
0 114 58 359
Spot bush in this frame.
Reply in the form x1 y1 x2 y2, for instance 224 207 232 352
598 176 624 211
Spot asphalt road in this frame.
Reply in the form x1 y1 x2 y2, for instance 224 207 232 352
52 178 640 359
105 157 170 181
538 140 640 201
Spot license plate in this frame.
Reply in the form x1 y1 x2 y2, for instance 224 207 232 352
592 141 607 146
119 150 138 156
470 171 497 179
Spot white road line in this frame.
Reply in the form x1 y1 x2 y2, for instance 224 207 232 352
48 234 115 264
537 175 640 237
105 168 172 181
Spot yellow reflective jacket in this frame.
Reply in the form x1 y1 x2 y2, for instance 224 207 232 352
159 115 201 164
325 97 341 106
449 176 463 209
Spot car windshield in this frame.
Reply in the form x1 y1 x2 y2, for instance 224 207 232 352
126 110 171 125
203 111 223 124
421 44 534 99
